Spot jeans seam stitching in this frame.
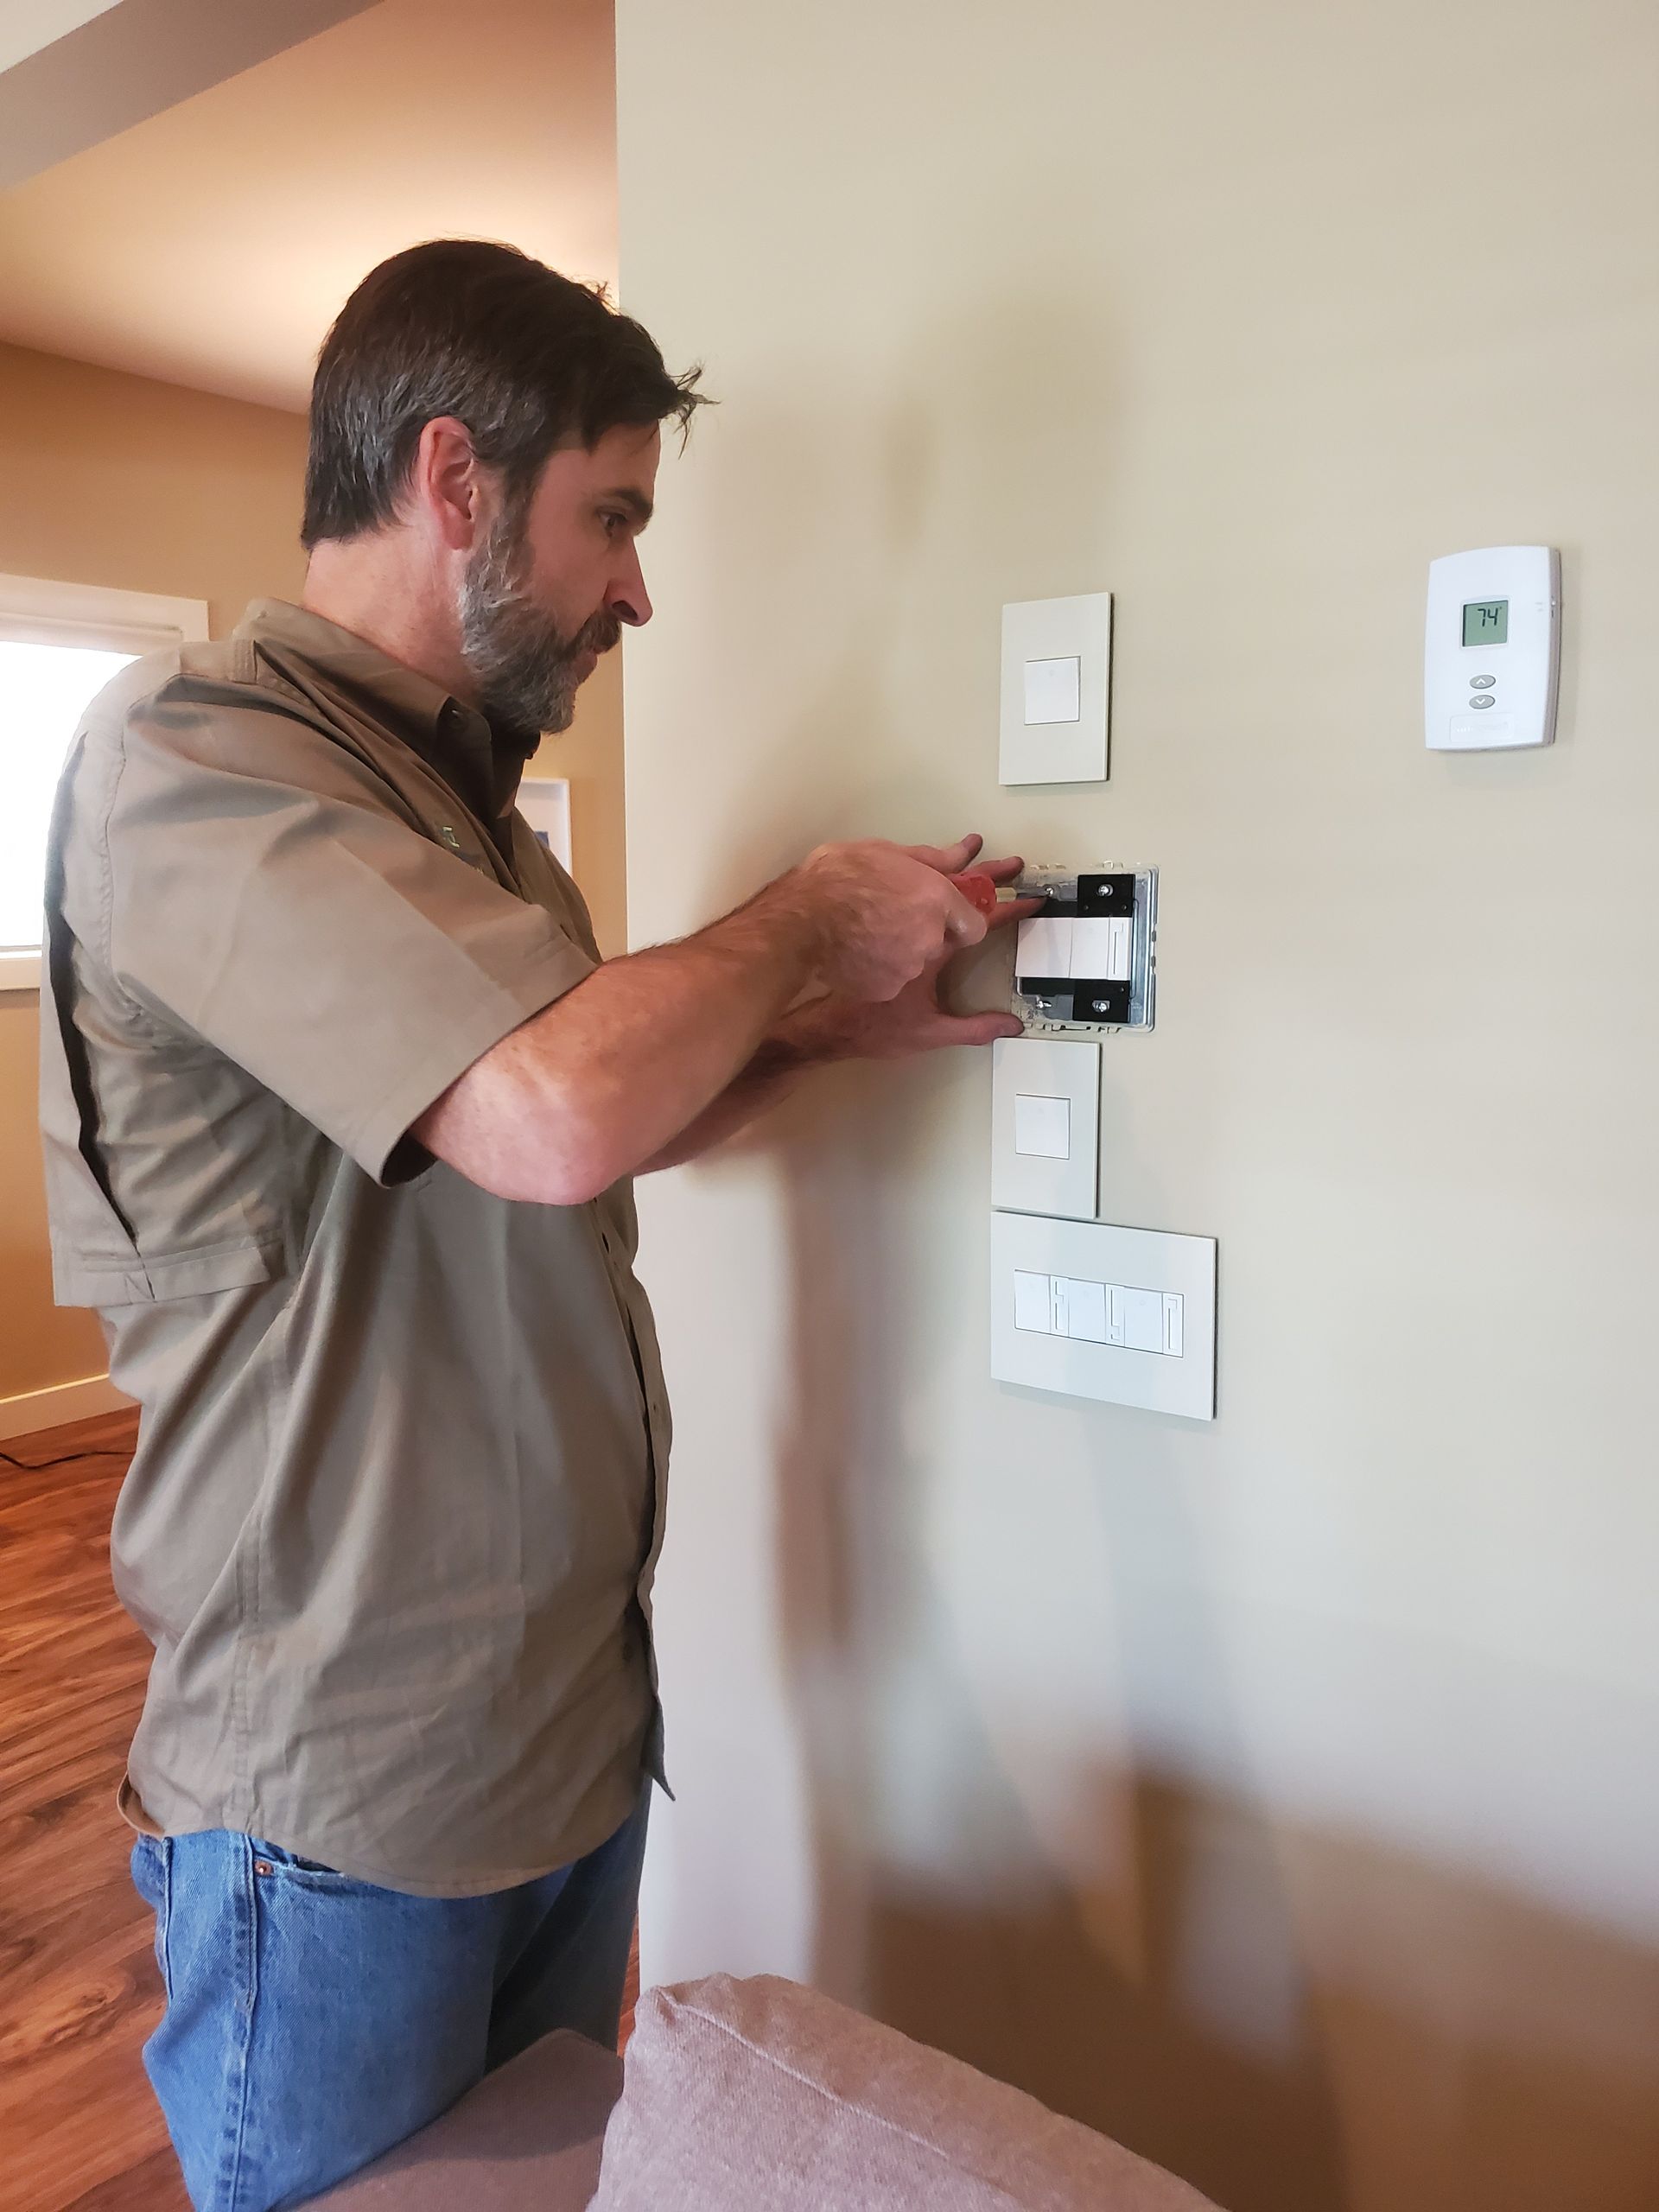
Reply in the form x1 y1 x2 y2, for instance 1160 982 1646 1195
156 1837 174 2000
218 1835 259 2212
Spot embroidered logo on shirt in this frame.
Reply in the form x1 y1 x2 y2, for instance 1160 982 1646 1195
435 824 493 876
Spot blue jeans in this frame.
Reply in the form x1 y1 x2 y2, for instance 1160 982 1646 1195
130 1792 648 2212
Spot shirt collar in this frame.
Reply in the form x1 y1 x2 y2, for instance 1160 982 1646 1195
234 598 532 823
236 597 484 748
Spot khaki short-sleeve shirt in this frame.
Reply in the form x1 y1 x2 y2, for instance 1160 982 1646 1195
38 600 671 1896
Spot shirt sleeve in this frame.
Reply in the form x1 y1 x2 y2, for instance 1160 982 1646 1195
101 674 597 1185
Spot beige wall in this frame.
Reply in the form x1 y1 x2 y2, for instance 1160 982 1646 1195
0 336 627 1406
616 4 1659 2209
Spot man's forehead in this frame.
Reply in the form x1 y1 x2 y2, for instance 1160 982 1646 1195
557 420 660 465
545 423 659 502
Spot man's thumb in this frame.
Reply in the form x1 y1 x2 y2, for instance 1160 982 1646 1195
943 1011 1026 1048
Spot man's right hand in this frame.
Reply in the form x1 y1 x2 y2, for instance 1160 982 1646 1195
790 833 990 1001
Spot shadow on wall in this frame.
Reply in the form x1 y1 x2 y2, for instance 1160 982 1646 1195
766 1058 1344 2209
763 1063 1659 2212
702 268 1659 2210
863 1771 1659 2212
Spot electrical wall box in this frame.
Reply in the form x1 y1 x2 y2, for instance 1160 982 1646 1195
1012 863 1157 1033
1425 545 1560 752
991 1213 1217 1420
990 1036 1100 1219
999 593 1111 785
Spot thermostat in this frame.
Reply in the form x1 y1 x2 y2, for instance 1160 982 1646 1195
1425 545 1560 752
1012 863 1157 1033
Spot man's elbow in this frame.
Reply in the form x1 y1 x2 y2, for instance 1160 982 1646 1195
526 1132 631 1207
467 1150 617 1208
411 1069 630 1208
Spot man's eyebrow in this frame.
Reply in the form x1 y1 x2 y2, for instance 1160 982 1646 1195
599 486 654 526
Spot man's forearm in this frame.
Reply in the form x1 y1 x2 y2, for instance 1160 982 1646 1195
636 998 849 1173
415 881 830 1205
412 833 1006 1206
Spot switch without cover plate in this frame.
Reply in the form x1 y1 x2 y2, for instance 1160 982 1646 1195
992 1037 1100 1219
991 1213 1217 1419
1012 864 1157 1033
1000 594 1111 785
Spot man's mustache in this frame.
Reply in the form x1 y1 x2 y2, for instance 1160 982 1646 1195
574 609 624 658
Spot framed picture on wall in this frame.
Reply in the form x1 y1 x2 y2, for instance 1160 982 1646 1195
518 776 573 872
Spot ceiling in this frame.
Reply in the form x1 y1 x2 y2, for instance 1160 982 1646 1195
0 2 123 75
0 0 617 412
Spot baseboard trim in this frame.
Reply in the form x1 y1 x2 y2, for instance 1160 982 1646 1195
0 1373 134 1442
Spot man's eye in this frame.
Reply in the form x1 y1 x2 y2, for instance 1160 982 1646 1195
601 512 626 537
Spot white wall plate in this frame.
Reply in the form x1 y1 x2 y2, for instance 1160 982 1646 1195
990 1212 1217 1420
999 593 1111 785
990 1035 1100 1219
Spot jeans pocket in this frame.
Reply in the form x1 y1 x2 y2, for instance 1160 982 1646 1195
248 1838 378 1894
251 1840 337 1876
131 1834 173 1999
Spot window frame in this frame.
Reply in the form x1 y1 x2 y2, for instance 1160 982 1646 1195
0 571 210 992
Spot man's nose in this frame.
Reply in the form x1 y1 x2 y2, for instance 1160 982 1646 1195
607 547 652 629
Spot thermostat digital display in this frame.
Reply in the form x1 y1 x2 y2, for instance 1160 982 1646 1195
1461 599 1509 647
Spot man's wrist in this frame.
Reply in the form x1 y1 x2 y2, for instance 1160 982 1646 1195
742 867 834 994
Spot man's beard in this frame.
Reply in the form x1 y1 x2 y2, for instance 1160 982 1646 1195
456 510 620 741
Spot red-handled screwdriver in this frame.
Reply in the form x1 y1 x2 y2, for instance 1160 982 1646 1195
950 870 1048 918
950 870 1001 918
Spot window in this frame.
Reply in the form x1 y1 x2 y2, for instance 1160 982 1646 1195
0 573 208 991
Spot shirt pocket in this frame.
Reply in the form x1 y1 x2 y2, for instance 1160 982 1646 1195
50 1007 315 1310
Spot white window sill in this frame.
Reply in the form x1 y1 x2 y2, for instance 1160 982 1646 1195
0 949 42 992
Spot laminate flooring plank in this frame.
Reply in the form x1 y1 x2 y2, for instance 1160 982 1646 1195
0 1412 179 2212
67 2148 189 2212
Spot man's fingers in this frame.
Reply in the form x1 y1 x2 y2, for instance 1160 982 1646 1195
906 832 984 876
936 1010 1027 1048
977 855 1027 886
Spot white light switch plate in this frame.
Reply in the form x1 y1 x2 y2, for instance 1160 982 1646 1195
991 1037 1100 1219
990 1213 1217 1420
1013 1092 1071 1160
999 593 1111 785
1023 655 1081 725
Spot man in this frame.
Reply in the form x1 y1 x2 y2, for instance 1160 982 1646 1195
39 239 1033 2211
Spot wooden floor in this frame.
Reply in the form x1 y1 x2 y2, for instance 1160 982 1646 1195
0 1408 177 2211
0 1408 638 2211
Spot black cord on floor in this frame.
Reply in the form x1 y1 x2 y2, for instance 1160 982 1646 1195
0 1444 127 1471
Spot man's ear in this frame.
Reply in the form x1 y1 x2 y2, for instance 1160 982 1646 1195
412 416 487 553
